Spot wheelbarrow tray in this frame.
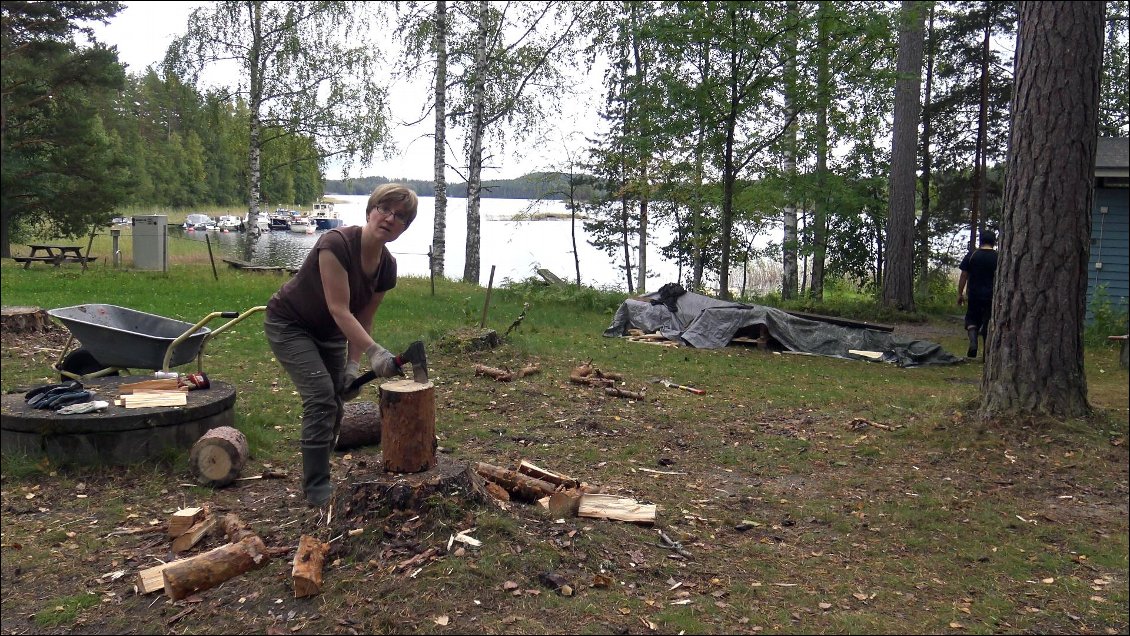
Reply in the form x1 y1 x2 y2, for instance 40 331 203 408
47 304 211 370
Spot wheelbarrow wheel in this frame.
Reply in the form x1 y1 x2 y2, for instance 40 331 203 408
58 348 118 381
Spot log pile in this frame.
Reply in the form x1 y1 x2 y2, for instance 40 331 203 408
474 458 656 525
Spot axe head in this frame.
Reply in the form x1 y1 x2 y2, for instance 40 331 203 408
399 340 429 383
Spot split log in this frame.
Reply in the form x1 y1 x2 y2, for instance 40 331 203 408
136 560 185 594
473 364 513 381
170 515 217 553
335 400 381 451
162 534 270 600
475 462 557 503
517 459 578 489
380 379 436 473
548 491 582 518
484 481 510 502
1 306 52 333
119 391 188 408
577 494 656 525
189 426 249 487
291 535 329 598
167 507 204 538
119 378 182 394
605 386 646 400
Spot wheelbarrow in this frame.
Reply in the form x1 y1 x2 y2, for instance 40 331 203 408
47 304 266 381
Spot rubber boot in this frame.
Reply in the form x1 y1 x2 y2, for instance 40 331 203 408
301 445 334 507
966 326 979 359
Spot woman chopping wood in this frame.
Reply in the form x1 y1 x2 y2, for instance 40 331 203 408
264 184 418 507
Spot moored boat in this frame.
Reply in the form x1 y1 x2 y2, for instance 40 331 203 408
288 216 315 234
310 201 342 230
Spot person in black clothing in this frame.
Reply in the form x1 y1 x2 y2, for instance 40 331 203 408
957 230 998 359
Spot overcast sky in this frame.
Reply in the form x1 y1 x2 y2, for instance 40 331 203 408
89 1 600 182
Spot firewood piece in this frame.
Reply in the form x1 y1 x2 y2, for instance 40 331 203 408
605 386 646 400
517 459 578 489
136 560 185 594
168 507 205 538
120 391 188 408
473 364 513 381
335 400 381 451
162 535 270 600
171 515 217 553
577 494 657 525
475 462 557 503
189 426 249 487
515 364 541 378
379 379 437 473
219 514 256 544
484 481 511 502
119 378 181 394
548 491 582 518
291 535 329 598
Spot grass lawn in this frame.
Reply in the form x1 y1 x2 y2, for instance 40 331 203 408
1 258 1126 635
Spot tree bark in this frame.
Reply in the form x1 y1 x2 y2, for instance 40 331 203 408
980 1 1102 419
882 0 925 311
162 535 270 600
431 0 448 278
781 1 800 300
463 0 488 284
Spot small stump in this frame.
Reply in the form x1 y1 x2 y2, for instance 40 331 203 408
189 426 249 487
1 306 52 333
442 327 502 352
342 454 488 517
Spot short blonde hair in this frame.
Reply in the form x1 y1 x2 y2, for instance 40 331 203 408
366 184 419 224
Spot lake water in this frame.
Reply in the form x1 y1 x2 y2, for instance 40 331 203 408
179 195 690 291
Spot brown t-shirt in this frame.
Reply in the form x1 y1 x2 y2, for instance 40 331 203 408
266 226 397 341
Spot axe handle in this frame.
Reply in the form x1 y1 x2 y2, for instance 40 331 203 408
344 370 378 395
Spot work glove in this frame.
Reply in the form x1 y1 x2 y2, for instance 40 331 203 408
57 400 109 415
366 343 402 379
341 359 362 401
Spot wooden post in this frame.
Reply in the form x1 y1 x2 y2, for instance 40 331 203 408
480 265 496 328
189 426 249 487
205 234 218 281
379 379 436 473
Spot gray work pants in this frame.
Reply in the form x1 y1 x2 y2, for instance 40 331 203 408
263 314 348 448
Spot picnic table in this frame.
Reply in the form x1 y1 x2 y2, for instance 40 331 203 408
15 244 96 269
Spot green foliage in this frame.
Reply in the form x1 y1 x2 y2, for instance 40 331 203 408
1085 285 1130 346
497 278 627 314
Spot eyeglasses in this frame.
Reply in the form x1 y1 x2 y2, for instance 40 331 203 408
373 207 412 225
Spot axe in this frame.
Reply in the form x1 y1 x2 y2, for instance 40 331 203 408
343 340 429 395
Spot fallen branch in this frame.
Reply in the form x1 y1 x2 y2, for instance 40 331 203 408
605 386 646 400
473 364 513 382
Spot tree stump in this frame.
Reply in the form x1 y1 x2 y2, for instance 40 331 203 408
443 327 502 352
1 306 51 333
379 380 436 473
335 401 380 451
189 426 249 487
342 453 488 516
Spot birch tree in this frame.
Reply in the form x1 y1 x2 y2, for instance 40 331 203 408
167 1 389 229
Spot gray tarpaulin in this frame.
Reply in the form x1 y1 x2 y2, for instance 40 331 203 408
603 289 962 367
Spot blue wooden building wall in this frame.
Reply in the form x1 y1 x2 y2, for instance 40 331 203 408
1087 186 1129 319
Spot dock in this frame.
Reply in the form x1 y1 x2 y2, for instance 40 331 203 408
222 259 297 274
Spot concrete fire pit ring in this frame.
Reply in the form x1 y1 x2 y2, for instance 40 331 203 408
1 376 236 466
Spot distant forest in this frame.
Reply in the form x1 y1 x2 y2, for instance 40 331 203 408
324 172 596 201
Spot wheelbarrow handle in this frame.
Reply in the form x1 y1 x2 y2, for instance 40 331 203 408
161 306 267 372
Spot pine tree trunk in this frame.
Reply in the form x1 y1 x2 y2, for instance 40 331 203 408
980 0 1102 419
810 1 831 301
882 0 924 311
431 0 448 278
